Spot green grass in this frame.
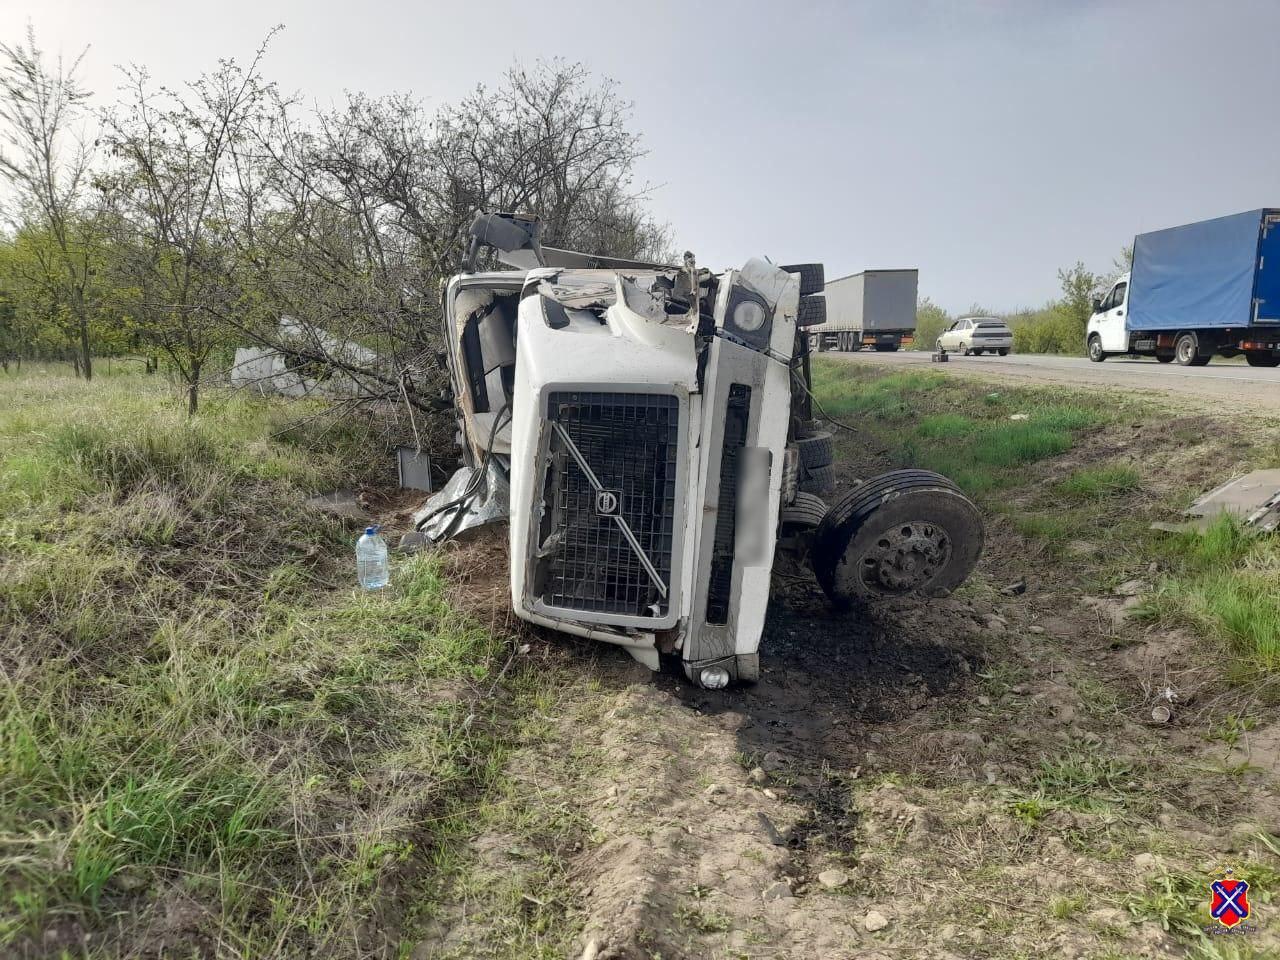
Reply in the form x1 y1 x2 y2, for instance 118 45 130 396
1005 750 1146 833
811 359 1108 496
1055 464 1142 501
0 366 540 955
1152 516 1280 673
812 359 1280 676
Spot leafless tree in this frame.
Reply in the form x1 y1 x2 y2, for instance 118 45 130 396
0 26 99 378
102 32 281 414
216 59 669 431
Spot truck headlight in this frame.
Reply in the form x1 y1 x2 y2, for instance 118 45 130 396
725 288 773 347
732 300 768 332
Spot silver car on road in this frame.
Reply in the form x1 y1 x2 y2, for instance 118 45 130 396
937 316 1012 356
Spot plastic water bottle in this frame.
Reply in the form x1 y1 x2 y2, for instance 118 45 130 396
356 526 389 590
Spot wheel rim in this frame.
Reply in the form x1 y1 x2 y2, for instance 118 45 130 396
1177 338 1193 363
854 521 954 595
1089 338 1101 360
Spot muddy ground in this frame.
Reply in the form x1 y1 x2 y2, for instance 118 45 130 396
410 416 1280 960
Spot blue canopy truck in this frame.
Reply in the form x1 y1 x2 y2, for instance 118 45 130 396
1087 209 1280 366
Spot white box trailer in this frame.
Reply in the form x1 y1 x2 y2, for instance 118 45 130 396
813 269 919 352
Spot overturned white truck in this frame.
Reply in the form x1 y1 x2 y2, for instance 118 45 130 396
414 214 983 688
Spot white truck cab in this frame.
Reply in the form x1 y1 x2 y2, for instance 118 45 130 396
1086 272 1131 360
412 213 984 687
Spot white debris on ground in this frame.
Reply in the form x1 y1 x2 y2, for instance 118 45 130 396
1151 468 1280 533
230 316 377 398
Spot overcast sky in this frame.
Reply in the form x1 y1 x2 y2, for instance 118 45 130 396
4 0 1277 313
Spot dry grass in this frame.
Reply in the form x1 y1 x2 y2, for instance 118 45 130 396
0 366 534 957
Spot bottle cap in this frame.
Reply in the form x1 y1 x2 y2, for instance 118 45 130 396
365 526 375 536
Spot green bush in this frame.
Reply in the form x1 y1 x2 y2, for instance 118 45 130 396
1009 305 1086 356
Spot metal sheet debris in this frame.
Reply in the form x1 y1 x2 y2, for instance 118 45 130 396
411 461 509 544
397 448 433 492
1152 468 1280 534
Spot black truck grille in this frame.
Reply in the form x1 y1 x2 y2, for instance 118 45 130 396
538 391 679 618
706 384 751 625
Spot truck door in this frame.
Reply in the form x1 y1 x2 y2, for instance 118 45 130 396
1257 214 1280 324
1098 281 1129 352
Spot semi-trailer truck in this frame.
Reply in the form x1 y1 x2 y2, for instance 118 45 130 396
1087 209 1280 367
812 269 918 352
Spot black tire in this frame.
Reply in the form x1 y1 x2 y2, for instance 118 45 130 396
796 295 826 328
799 464 836 496
1174 332 1206 366
780 263 825 297
812 470 983 607
1156 353 1174 364
1245 352 1280 368
780 491 828 531
1087 335 1106 362
796 430 834 470
998 349 1009 356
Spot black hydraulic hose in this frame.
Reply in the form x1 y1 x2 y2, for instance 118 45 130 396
789 367 864 435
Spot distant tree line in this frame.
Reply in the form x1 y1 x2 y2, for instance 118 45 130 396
0 27 669 411
913 248 1132 355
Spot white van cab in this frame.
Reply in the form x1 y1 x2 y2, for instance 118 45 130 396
1085 273 1135 362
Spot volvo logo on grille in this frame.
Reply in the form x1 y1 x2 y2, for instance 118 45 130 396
595 489 621 516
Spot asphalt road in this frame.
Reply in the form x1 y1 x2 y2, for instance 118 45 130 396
826 349 1280 411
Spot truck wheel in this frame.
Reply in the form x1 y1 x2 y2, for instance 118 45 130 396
997 349 1009 356
800 464 836 496
780 491 828 532
1245 352 1280 368
796 295 826 328
796 430 834 470
1087 335 1106 362
780 263 824 296
812 470 984 607
1174 332 1209 366
1156 353 1173 363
